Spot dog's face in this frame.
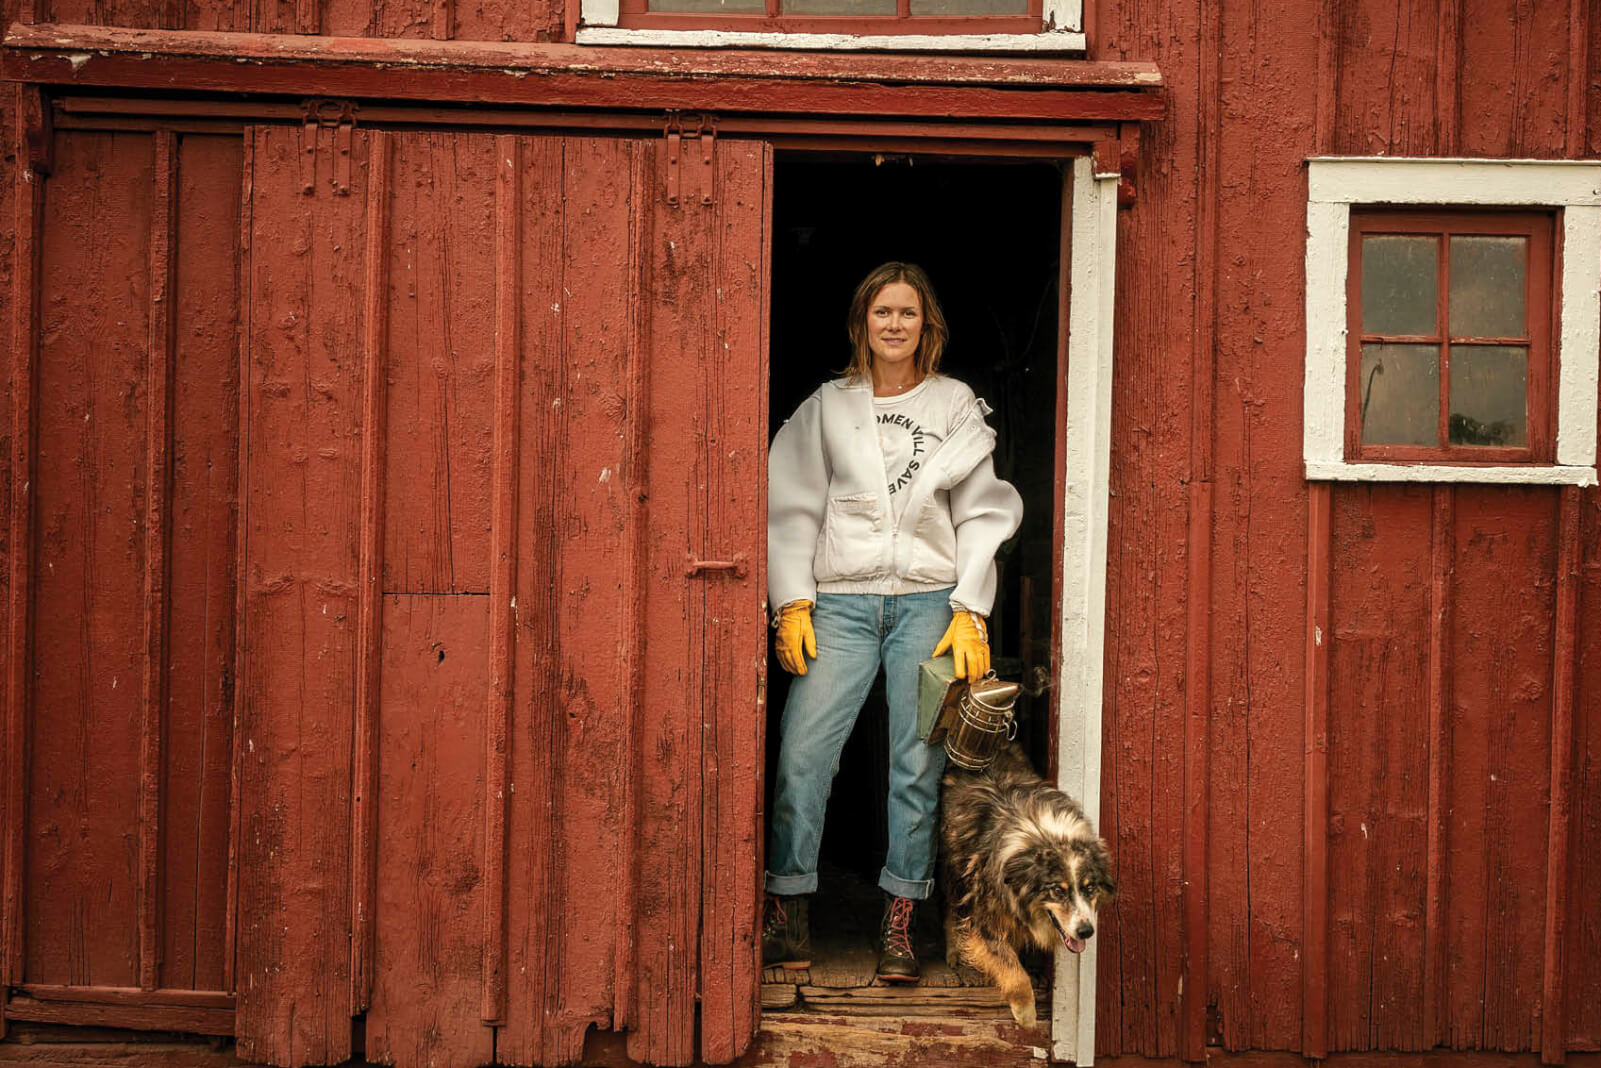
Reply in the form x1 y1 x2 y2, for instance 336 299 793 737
1003 837 1116 954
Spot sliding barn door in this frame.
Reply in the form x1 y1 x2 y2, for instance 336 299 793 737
233 124 771 1068
234 125 771 1067
4 120 770 1068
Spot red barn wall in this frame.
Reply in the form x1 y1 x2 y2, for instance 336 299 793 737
1093 0 1600 1059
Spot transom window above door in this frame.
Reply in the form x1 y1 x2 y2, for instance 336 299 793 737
1349 210 1554 463
576 0 1083 50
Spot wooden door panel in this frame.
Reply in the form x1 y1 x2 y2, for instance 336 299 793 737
234 123 369 1066
21 129 241 1004
27 128 156 992
8 122 768 1067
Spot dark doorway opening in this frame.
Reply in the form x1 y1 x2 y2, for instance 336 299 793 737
763 153 1066 1001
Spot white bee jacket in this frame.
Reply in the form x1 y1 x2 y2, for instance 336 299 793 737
767 375 1024 618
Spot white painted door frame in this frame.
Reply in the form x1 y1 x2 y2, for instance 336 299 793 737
1051 153 1120 1067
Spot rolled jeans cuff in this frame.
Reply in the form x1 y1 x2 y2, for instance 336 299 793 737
878 867 935 901
765 870 819 896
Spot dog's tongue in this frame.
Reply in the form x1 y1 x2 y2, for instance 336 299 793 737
1064 935 1086 954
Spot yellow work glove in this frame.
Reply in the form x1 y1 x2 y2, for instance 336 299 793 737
933 610 990 683
774 600 818 676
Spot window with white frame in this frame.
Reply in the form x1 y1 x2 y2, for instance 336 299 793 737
574 0 1082 50
1304 158 1601 486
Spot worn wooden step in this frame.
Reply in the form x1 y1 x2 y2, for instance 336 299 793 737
793 983 1041 1018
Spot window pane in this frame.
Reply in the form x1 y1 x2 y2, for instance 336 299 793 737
1361 235 1438 336
650 0 764 12
910 0 1026 14
1360 343 1439 446
1449 345 1527 447
782 0 894 14
1449 236 1527 339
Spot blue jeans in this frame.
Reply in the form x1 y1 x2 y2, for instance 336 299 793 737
766 588 952 901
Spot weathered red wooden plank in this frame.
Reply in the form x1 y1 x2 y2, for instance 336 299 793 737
3 996 233 1034
1541 486 1581 1064
1180 4 1221 1060
348 127 389 1016
2 26 1164 86
628 132 706 1068
158 132 241 997
1568 482 1601 1050
365 594 495 1068
17 983 233 1007
1444 488 1558 1052
556 133 644 1056
1457 0 1570 157
690 138 769 1066
44 0 166 30
1303 481 1331 1060
2 83 43 1041
27 129 154 991
1196 0 1320 1050
1 27 1166 123
1421 486 1454 1050
233 123 366 1067
1326 485 1432 1053
1435 0 1463 154
222 126 254 1002
137 128 177 996
379 132 497 596
480 131 520 1028
499 134 641 1066
1182 477 1212 1065
498 133 569 1068
1331 0 1441 155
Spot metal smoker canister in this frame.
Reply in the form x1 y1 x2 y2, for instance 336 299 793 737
943 674 1022 772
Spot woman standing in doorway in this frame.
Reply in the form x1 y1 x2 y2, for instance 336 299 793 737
763 262 1023 983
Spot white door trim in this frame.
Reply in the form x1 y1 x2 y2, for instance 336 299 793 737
1051 154 1119 1066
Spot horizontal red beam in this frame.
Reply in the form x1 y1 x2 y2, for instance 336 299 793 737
2 23 1164 123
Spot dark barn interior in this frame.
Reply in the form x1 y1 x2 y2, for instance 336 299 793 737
763 153 1066 993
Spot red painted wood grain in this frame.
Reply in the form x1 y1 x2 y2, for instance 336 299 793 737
159 132 243 995
1326 485 1432 1052
1445 488 1558 1052
365 594 496 1068
1567 477 1601 1051
694 138 770 1066
498 132 572 1068
27 129 155 990
379 132 497 596
233 123 366 1067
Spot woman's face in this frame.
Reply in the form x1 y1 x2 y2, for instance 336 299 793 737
866 281 924 371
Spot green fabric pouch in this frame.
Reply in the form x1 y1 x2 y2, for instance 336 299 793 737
917 655 965 744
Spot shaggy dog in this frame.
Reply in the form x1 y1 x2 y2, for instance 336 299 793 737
939 742 1115 1026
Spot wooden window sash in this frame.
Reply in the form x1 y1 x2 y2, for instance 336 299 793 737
1345 209 1556 465
613 1 1044 34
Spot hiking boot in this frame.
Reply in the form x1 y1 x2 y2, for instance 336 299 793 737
876 894 920 984
761 894 812 970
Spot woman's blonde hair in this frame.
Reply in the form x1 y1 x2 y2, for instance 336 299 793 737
843 262 949 382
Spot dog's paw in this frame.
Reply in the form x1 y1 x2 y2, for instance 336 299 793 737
1008 996 1037 1028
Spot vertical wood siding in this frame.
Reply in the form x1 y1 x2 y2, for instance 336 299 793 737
4 121 766 1067
1094 0 1601 1059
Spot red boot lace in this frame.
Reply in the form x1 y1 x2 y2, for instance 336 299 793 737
763 895 787 936
884 897 916 957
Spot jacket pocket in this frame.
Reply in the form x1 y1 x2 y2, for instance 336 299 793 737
903 497 958 583
820 493 884 580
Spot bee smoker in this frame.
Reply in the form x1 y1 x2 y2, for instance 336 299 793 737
942 673 1022 772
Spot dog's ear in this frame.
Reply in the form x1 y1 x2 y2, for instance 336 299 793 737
1001 848 1050 900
